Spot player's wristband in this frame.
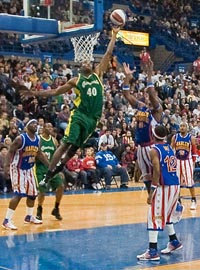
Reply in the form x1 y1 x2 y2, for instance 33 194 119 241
122 85 130 91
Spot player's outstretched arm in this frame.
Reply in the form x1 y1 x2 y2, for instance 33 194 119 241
20 77 78 99
122 63 141 108
145 59 163 122
95 27 120 76
10 79 30 91
146 60 162 109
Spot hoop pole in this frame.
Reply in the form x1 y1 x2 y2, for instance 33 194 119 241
47 5 51 19
94 0 103 31
69 0 73 25
23 0 29 16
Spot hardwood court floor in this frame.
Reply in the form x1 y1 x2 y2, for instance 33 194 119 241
0 183 200 270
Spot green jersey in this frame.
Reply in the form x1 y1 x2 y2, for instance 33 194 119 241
36 135 56 174
74 73 103 119
36 135 63 192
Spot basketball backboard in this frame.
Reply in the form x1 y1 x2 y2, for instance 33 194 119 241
21 0 103 44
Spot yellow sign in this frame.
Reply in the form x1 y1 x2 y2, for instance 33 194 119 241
117 30 149 46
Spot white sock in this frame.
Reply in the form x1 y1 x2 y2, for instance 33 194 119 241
26 207 34 216
149 230 158 243
166 223 175 236
5 208 15 220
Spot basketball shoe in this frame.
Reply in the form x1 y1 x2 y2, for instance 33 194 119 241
24 215 43 224
36 206 43 221
51 208 62 220
190 200 197 210
2 219 18 230
161 239 183 254
92 183 97 190
96 183 102 190
137 248 160 261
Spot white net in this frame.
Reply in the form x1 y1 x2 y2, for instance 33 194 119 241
71 32 100 63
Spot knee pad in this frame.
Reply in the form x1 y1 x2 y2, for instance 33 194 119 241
27 195 37 201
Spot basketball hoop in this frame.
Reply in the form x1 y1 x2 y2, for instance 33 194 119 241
71 32 100 62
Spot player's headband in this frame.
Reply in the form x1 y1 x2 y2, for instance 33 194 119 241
26 119 37 127
152 127 166 140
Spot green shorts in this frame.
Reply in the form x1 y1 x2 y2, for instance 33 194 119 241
36 172 63 193
62 110 98 148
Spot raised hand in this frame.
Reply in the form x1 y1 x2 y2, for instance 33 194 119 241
19 88 37 100
112 26 121 34
144 59 154 77
123 62 135 77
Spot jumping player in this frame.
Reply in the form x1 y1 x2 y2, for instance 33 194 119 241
171 122 197 210
35 123 64 221
20 26 120 185
137 125 182 261
122 60 163 193
2 119 49 230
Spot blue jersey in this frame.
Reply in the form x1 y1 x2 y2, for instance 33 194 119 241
95 150 119 168
174 133 192 160
135 105 157 145
153 143 179 186
11 133 40 170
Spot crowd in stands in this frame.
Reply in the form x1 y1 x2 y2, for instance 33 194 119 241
1 52 200 193
1 0 200 59
102 0 200 58
1 0 200 193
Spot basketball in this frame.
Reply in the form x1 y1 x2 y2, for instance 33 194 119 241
110 9 126 26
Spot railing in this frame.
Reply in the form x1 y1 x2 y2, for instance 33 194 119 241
159 52 176 73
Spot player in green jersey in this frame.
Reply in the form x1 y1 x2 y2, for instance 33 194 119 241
20 26 120 184
35 123 64 221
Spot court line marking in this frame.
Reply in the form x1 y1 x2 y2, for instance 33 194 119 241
0 266 13 270
45 229 65 232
